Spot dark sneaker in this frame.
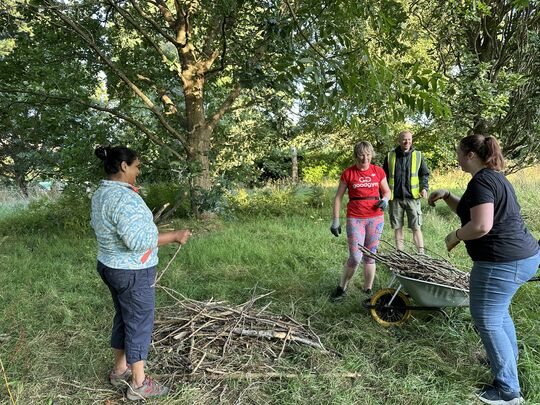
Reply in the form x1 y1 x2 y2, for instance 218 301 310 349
127 376 169 401
363 288 372 295
109 367 132 388
330 286 346 301
477 387 524 404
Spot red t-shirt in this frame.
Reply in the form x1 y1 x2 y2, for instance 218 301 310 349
340 164 386 218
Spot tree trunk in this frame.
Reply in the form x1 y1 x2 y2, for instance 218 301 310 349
186 126 213 216
15 174 29 198
183 65 212 216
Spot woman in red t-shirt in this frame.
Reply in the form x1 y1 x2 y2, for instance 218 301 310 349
330 141 391 300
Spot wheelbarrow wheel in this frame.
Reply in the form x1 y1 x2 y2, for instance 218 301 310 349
369 288 412 327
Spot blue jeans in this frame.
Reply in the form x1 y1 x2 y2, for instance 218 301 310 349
97 261 156 365
469 251 539 393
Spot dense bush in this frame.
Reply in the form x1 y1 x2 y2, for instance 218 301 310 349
224 182 332 217
252 149 298 185
142 182 191 218
301 149 350 179
302 165 327 185
249 148 349 186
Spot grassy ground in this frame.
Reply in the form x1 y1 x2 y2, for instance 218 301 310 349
0 168 539 404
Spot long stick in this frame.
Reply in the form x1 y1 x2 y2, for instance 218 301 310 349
0 356 16 405
157 370 363 380
153 244 182 287
225 328 327 351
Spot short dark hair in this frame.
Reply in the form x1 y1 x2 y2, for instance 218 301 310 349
94 146 138 175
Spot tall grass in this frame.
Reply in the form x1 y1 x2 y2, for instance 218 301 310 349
0 186 52 222
0 169 539 404
0 185 51 205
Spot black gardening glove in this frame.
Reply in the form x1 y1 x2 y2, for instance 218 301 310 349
376 198 389 211
330 218 341 237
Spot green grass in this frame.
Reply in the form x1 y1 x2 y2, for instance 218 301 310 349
0 172 539 404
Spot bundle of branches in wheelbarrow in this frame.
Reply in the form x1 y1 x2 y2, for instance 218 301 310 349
150 286 333 380
359 244 470 290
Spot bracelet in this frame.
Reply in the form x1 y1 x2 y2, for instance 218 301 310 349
443 190 451 200
455 229 462 241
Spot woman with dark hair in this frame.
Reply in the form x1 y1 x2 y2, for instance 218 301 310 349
429 135 539 405
91 146 191 401
330 141 391 300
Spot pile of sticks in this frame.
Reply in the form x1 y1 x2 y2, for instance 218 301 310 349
151 287 332 380
359 244 470 290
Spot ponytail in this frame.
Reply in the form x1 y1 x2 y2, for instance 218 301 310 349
483 136 505 171
459 134 505 171
95 146 138 175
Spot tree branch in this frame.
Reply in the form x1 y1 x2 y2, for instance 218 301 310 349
202 15 223 58
155 0 176 28
0 87 185 160
284 0 328 61
206 83 242 130
204 17 227 76
128 0 180 45
43 1 187 147
107 0 169 63
135 74 183 118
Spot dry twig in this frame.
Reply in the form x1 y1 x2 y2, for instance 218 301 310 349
359 243 469 290
156 370 363 380
152 244 182 287
151 289 334 381
0 356 16 405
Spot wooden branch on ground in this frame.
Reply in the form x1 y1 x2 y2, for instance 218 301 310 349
156 370 363 380
150 289 336 380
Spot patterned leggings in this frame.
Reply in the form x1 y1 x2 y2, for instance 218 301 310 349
346 216 384 267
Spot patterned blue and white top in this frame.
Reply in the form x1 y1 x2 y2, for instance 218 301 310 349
91 180 159 269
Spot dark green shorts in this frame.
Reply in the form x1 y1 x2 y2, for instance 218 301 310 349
389 198 422 230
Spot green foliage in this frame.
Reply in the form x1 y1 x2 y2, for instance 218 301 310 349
303 184 328 209
141 182 190 218
0 180 201 235
253 149 293 184
1 0 460 208
1 0 539 214
302 164 328 185
224 183 332 218
301 149 351 180
411 0 540 171
225 184 296 217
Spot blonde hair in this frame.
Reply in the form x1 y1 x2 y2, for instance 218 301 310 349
354 141 375 158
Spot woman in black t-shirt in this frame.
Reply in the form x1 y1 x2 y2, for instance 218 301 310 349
428 134 539 405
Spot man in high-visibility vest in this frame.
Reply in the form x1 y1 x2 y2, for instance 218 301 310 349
383 131 430 254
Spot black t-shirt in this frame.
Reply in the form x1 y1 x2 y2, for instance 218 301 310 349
456 168 538 262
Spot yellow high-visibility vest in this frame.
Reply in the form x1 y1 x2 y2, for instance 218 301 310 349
387 150 422 200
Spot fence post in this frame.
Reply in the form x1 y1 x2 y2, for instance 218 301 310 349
291 146 298 184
